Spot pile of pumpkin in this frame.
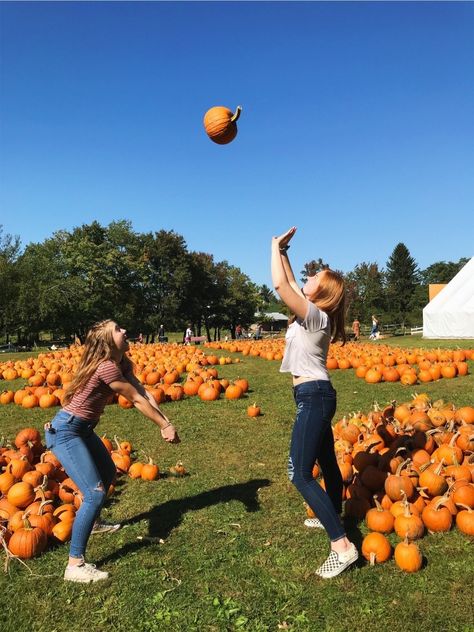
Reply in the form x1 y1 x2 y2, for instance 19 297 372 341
205 339 473 386
205 339 284 361
344 345 472 385
0 343 249 409
307 396 474 572
0 428 185 560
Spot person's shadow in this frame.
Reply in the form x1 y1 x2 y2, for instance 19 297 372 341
96 478 271 565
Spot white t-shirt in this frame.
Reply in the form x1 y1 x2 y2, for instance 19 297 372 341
280 301 331 380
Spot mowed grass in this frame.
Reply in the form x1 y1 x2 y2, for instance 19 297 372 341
1 339 474 632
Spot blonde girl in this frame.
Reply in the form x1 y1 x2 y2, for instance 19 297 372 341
45 320 179 583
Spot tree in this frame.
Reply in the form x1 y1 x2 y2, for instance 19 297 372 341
385 243 420 326
186 251 221 340
0 226 21 341
217 262 259 338
345 262 386 325
258 284 275 306
420 258 469 285
138 230 190 337
300 258 329 283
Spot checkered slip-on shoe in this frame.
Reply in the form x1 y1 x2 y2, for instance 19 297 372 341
315 543 358 579
304 517 324 529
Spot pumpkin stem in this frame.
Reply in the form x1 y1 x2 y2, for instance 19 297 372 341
231 106 242 123
370 551 376 566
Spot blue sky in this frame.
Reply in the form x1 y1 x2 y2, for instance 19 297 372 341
1 1 473 287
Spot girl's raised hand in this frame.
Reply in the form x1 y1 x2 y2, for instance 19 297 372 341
273 226 296 250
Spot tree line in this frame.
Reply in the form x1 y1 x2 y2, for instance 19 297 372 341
302 244 468 330
0 222 468 343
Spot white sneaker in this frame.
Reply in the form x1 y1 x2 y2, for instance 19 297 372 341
91 521 121 534
304 517 324 529
64 562 109 583
315 543 358 579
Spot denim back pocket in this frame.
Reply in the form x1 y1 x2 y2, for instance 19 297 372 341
44 424 56 450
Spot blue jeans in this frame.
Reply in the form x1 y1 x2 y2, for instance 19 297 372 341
45 410 116 558
288 381 345 541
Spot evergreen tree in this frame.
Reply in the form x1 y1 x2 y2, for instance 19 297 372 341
385 243 420 325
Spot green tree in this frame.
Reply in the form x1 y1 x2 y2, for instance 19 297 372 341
0 226 21 341
420 258 469 285
217 262 259 339
385 243 420 326
186 251 220 340
300 258 329 283
345 262 386 326
139 229 190 337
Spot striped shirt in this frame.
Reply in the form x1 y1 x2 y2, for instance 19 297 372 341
64 360 127 421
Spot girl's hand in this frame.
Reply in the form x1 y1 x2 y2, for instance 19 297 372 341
272 226 296 250
161 424 180 444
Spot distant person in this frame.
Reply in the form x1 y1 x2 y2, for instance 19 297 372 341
271 226 358 579
137 332 144 344
158 325 166 342
255 325 263 340
352 318 360 341
185 325 193 345
235 324 242 339
44 320 179 583
369 315 379 340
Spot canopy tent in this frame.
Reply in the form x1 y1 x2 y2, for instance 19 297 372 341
423 257 474 339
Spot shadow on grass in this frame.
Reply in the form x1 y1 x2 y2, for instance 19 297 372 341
342 517 365 567
96 478 271 565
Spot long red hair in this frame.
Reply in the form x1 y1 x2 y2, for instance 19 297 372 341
306 270 346 343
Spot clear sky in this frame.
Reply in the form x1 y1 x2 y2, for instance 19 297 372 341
1 1 473 287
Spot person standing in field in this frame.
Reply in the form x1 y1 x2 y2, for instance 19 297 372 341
271 226 358 579
184 325 193 345
369 315 379 340
44 319 180 583
352 318 360 341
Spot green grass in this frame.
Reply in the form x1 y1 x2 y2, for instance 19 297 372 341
1 341 474 632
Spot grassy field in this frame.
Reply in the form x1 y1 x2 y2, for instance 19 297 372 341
1 339 473 632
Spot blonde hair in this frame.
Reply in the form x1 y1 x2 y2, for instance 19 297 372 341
306 270 346 344
63 319 132 405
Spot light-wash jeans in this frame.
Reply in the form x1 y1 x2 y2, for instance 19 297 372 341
45 410 116 558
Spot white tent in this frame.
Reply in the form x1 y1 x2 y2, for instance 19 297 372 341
423 257 474 338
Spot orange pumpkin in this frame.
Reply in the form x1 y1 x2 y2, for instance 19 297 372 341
8 517 48 558
203 105 242 144
361 532 392 565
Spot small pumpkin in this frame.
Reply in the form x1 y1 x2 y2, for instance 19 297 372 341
394 501 425 540
361 532 392 565
203 105 242 145
455 504 474 536
128 462 144 479
141 458 160 481
394 537 423 572
8 517 47 559
421 497 453 533
7 481 36 509
169 461 186 477
247 403 261 417
365 497 394 534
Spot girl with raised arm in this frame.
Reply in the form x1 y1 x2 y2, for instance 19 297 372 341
271 227 358 579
